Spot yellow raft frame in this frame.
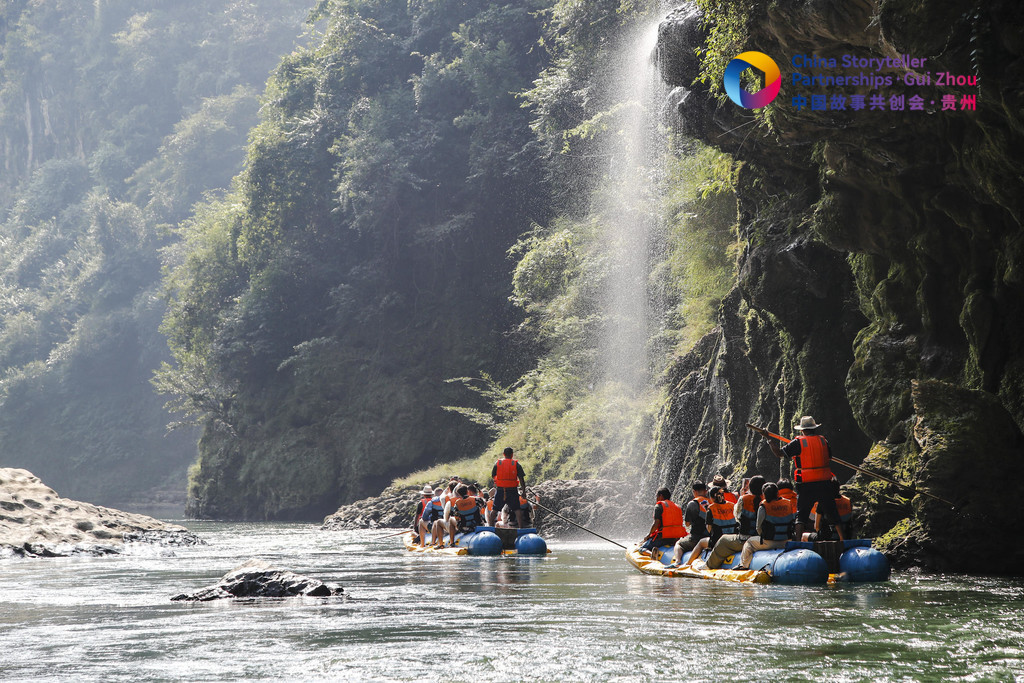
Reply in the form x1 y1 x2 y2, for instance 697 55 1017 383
625 545 772 584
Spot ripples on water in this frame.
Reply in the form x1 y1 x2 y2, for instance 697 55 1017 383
1 522 1022 681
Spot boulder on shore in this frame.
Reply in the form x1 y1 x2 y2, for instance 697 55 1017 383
171 559 344 601
0 467 201 558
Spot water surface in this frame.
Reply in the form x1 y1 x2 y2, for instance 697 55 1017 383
1 523 1021 681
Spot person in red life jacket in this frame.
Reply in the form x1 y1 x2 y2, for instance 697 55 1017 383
412 484 435 546
489 447 527 528
732 482 796 570
674 485 738 567
639 487 685 553
704 475 766 569
712 474 738 504
803 479 854 541
768 415 846 542
443 484 485 545
776 478 797 505
666 481 712 564
418 487 447 547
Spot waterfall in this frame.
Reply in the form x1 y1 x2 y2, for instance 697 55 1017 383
596 12 670 397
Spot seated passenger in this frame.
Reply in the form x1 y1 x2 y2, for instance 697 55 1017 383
639 487 685 554
444 484 485 546
496 504 512 528
704 475 764 569
412 484 435 546
516 494 534 528
802 479 853 541
667 481 712 564
418 487 446 547
674 485 738 568
732 482 796 570
712 475 738 504
777 478 797 504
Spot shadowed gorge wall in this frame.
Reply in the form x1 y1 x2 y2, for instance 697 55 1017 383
649 0 1024 571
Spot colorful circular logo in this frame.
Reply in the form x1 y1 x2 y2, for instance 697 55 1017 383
724 51 781 109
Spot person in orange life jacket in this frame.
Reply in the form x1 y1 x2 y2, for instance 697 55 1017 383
666 480 712 564
412 484 435 546
639 487 685 553
467 484 487 528
777 478 797 504
443 484 484 545
672 486 738 568
418 487 447 547
732 482 796 570
768 415 845 542
704 475 766 569
803 479 854 541
712 474 738 504
489 447 527 528
513 494 534 528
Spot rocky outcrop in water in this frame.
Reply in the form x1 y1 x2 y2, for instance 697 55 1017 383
171 559 344 601
322 478 647 539
650 0 1024 572
0 468 201 558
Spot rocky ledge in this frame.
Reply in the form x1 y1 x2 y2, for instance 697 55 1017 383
0 468 202 558
172 560 344 601
321 478 648 540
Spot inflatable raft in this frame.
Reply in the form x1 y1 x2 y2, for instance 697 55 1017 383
626 539 890 585
403 526 549 556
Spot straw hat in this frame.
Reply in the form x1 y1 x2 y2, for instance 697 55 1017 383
794 416 822 431
420 484 434 495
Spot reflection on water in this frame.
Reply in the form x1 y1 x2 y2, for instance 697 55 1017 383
0 522 1022 681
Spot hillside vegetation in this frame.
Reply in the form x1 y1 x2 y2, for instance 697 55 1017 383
0 0 310 508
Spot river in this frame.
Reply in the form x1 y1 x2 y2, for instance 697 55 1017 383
1 522 1022 681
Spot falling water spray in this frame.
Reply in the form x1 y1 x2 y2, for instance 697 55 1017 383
596 12 670 397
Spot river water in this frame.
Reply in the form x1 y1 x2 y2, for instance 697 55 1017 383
1 522 1022 681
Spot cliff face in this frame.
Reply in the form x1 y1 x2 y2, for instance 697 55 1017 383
650 0 1024 571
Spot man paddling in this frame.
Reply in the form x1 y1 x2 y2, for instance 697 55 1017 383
767 416 845 541
489 447 527 528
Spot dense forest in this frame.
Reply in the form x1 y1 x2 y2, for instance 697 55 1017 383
155 0 738 519
0 0 311 509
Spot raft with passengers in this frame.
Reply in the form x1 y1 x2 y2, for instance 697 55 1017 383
402 448 549 556
626 417 896 586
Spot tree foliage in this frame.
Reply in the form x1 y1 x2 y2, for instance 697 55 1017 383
0 0 310 506
159 0 552 518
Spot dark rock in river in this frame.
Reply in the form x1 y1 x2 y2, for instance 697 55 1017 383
172 560 344 601
0 468 202 558
322 478 648 539
650 0 1024 574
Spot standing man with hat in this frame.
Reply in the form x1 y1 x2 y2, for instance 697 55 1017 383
489 447 527 528
767 416 845 542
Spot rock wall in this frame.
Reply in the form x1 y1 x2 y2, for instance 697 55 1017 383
649 0 1024 572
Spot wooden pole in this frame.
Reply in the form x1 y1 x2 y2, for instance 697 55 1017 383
745 423 958 509
526 493 627 549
